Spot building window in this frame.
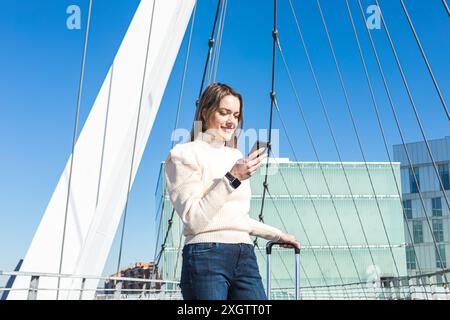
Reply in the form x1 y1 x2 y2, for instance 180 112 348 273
413 220 423 244
403 200 412 219
380 277 397 289
432 197 442 217
438 164 450 190
409 166 420 193
435 274 443 285
406 246 416 270
432 219 444 242
435 244 447 269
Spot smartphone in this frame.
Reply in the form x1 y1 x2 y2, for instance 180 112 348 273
249 140 269 158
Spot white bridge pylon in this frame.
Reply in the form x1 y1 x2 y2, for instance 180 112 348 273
8 0 195 300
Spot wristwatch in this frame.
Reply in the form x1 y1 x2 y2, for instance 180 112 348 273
225 171 241 189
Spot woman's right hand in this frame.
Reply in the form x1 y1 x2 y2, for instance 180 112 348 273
278 233 301 249
229 147 267 181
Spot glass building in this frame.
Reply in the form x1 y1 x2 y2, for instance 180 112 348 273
393 136 450 279
155 158 407 298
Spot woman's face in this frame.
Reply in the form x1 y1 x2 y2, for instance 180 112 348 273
204 94 241 141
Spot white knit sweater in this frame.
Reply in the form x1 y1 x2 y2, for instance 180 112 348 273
164 131 283 245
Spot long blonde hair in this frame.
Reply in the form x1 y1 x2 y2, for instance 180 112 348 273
190 83 244 148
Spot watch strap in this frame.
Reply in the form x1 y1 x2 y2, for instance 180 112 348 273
225 171 241 189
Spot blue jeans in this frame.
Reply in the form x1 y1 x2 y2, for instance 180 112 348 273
180 242 267 300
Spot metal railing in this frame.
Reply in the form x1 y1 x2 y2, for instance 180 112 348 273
1 269 449 300
0 270 181 300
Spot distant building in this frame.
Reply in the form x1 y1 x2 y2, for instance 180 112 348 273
157 158 407 298
104 262 162 295
394 136 450 281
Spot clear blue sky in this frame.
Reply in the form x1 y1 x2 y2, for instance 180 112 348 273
0 0 448 280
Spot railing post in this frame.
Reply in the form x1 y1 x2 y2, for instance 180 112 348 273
409 278 416 300
443 272 450 300
79 278 86 300
390 281 396 300
141 282 149 299
372 283 378 300
114 281 122 300
397 279 403 300
429 275 437 300
419 276 428 300
401 279 409 300
27 276 40 300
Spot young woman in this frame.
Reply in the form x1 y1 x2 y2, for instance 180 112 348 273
164 83 300 300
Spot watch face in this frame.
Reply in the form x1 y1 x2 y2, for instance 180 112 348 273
225 172 240 188
231 179 241 188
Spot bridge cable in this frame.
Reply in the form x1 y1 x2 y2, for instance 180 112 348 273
275 38 368 298
197 0 223 104
358 0 448 289
375 0 450 213
153 3 198 275
254 0 278 247
208 0 228 84
442 0 450 16
316 0 402 283
57 0 93 300
375 1 450 281
345 0 428 297
116 0 157 276
288 0 386 298
400 0 449 121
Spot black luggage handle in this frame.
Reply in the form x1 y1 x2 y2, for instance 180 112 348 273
266 241 301 300
266 241 300 255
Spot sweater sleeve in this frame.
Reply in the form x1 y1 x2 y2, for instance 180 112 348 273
164 144 237 234
248 217 283 241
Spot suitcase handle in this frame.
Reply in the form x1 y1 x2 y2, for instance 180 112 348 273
266 241 301 300
266 241 301 254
